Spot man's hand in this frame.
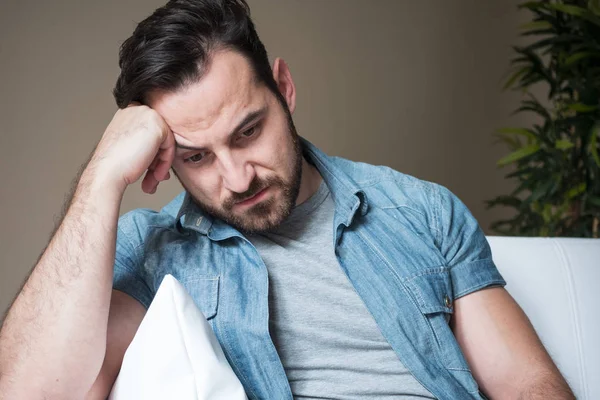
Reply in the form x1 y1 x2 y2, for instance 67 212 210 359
89 103 175 194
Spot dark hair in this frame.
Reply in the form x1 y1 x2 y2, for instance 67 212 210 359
113 0 280 108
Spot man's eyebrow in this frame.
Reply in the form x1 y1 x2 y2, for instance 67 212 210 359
175 106 267 152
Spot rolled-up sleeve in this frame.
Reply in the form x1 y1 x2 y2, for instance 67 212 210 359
112 220 153 309
433 184 506 300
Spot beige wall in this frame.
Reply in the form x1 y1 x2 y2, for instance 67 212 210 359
0 1 528 316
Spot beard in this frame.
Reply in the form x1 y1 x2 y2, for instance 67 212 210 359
178 107 304 234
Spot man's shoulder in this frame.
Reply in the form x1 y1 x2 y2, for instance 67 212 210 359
326 155 456 240
329 155 442 208
116 191 187 247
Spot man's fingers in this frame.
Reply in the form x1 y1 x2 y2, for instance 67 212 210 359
141 169 159 194
154 163 169 182
148 156 160 172
153 152 173 181
154 132 175 181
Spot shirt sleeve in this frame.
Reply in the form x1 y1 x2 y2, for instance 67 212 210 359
112 223 154 309
432 184 506 300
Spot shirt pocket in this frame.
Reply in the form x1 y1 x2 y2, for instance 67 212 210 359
404 267 468 370
403 268 477 378
404 268 459 366
179 275 220 320
404 267 454 324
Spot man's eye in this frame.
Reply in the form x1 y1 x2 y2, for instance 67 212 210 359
184 153 205 164
241 126 257 138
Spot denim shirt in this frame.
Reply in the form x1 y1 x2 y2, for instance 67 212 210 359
113 137 506 400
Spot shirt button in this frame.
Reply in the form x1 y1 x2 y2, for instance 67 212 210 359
444 295 452 308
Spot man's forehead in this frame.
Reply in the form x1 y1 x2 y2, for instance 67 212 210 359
148 50 262 133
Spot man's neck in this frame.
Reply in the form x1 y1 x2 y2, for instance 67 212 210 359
295 157 323 206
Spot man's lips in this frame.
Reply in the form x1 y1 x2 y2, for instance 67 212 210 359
234 187 270 207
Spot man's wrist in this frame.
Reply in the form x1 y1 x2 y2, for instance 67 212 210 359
76 165 127 205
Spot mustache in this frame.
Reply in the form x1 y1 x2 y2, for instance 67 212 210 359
224 175 283 208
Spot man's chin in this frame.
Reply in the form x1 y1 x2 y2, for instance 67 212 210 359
224 205 290 234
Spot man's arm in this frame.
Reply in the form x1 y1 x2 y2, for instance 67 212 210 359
0 104 174 399
450 286 575 400
0 168 125 399
84 290 146 400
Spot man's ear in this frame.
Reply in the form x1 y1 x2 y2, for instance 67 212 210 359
272 57 296 114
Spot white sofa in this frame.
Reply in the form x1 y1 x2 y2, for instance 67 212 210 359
488 237 600 400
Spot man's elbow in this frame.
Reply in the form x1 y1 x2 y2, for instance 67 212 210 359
516 373 576 400
0 370 92 400
490 368 576 400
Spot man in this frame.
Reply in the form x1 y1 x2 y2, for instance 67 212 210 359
0 1 574 399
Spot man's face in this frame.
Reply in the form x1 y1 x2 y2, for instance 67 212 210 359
149 50 303 233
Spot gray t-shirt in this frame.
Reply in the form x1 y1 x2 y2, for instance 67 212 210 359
246 180 436 399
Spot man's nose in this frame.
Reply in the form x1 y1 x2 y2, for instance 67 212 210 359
217 152 255 194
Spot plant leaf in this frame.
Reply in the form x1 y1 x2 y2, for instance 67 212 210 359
546 3 600 27
512 94 552 120
519 20 553 31
506 166 535 179
564 51 597 66
588 196 600 207
566 183 587 199
546 4 587 17
531 179 554 201
512 46 554 88
493 134 522 151
589 125 600 168
518 1 550 11
555 139 575 150
497 144 540 167
567 103 598 113
541 203 553 224
503 67 530 90
590 0 600 16
496 127 538 141
486 195 523 209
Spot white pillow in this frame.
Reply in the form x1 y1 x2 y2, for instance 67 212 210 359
109 274 248 400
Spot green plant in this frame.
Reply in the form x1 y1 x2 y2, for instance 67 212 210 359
488 0 600 237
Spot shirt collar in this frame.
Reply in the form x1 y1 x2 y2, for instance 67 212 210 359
174 136 369 239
